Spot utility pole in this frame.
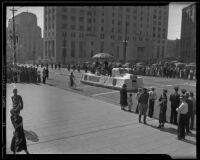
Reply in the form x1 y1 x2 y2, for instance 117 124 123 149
123 22 128 63
10 7 17 65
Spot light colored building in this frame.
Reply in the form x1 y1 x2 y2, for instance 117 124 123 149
166 39 180 59
8 12 43 63
180 3 196 63
44 6 169 64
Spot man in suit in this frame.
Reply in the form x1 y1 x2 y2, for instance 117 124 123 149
169 86 180 125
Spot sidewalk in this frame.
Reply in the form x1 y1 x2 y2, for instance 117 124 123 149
6 83 196 157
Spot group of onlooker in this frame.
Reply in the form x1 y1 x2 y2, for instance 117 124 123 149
7 64 49 84
120 84 196 140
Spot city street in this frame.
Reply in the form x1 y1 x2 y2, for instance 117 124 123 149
6 68 196 157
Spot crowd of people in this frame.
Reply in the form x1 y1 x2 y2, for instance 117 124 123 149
120 84 196 140
60 61 196 81
7 64 49 84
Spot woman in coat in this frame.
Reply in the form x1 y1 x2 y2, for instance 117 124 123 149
158 89 168 128
120 84 128 110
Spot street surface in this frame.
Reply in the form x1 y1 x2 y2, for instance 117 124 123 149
6 68 196 157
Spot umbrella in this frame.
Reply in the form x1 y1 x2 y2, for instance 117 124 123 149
92 53 114 59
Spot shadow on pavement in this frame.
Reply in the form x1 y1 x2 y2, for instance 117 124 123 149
145 123 196 145
46 83 57 87
24 130 39 142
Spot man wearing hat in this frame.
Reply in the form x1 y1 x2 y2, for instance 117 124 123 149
138 88 149 124
148 87 157 118
169 86 180 125
158 89 168 128
176 95 188 140
181 89 186 96
120 84 128 110
11 87 23 115
135 88 142 113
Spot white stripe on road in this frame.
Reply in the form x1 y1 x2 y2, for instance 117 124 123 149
92 91 119 97
76 86 94 89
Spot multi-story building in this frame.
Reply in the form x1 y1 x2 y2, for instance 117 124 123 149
8 12 43 63
166 39 180 59
180 3 196 63
44 6 169 64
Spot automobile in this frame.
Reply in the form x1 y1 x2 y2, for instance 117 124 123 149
136 62 145 68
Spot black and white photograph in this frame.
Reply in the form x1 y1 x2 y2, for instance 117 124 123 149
2 1 197 158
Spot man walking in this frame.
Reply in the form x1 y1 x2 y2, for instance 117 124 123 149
138 88 149 124
148 87 157 118
135 88 142 113
169 86 180 125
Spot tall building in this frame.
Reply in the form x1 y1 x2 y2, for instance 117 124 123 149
180 3 196 63
8 12 43 63
166 39 180 59
44 6 169 64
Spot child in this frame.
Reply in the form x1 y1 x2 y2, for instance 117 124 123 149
128 93 133 112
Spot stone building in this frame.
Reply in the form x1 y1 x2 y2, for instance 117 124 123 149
8 12 43 63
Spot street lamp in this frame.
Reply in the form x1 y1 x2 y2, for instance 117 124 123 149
123 39 128 63
122 22 128 63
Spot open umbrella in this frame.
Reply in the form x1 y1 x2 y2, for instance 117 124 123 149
92 53 114 59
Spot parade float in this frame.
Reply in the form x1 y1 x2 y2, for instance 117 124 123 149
80 53 143 91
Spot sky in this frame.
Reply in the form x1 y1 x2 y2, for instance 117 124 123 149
6 2 195 39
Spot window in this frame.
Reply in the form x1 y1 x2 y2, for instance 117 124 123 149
157 34 160 38
112 28 114 32
100 34 104 39
52 40 55 57
101 18 104 23
158 16 161 20
62 32 67 37
162 46 165 58
153 15 157 19
91 41 94 46
158 27 161 31
153 27 156 31
153 33 156 38
112 12 115 17
158 21 161 25
126 8 130 12
101 26 104 31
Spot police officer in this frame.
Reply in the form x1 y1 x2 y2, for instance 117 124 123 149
169 86 180 125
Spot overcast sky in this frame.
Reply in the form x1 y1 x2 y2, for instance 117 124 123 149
6 2 195 40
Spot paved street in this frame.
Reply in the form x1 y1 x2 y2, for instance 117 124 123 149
6 69 196 157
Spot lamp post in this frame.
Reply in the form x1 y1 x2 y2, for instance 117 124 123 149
123 22 128 63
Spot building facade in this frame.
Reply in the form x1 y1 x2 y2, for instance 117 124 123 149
180 3 196 63
166 39 180 59
7 12 43 63
44 6 169 64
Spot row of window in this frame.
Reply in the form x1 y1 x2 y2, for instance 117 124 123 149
60 31 166 42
